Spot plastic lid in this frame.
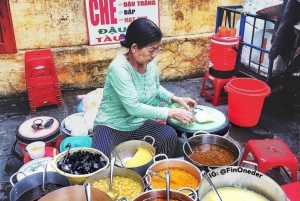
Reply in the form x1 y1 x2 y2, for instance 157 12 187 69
211 34 241 42
165 103 226 131
17 116 60 144
59 136 92 152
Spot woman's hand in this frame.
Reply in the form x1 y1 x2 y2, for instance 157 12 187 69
171 96 197 110
168 108 195 125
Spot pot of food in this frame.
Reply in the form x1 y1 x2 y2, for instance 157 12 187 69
144 154 201 194
132 188 197 201
198 166 287 201
183 133 240 170
9 168 71 201
111 135 155 177
51 147 109 185
38 185 121 201
84 167 145 201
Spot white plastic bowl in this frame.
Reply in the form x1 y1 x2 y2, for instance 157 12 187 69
26 141 45 159
60 113 92 137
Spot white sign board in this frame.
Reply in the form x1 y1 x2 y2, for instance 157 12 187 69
85 0 160 45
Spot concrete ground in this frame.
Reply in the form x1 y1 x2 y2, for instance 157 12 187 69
0 77 300 200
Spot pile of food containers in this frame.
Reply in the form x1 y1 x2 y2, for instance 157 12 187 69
11 129 288 201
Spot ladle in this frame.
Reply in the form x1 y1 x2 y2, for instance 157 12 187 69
61 143 72 173
165 170 170 201
182 133 193 154
201 171 223 201
84 182 91 201
148 169 166 180
42 162 47 192
107 157 119 201
113 149 125 167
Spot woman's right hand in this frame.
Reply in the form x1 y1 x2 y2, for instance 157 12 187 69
168 108 195 125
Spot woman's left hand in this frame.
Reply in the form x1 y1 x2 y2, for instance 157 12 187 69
171 96 197 111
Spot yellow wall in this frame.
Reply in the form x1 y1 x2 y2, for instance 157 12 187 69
0 0 244 97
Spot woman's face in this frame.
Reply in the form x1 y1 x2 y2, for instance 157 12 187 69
132 41 161 65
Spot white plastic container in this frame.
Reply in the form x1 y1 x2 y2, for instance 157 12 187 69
26 141 45 159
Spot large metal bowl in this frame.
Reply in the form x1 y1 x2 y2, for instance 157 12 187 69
51 147 109 185
183 133 240 170
111 136 156 177
198 166 287 201
133 188 197 201
38 186 113 201
145 154 202 193
84 167 145 200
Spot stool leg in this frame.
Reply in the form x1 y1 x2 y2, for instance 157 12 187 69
212 78 222 106
240 143 252 165
200 72 209 97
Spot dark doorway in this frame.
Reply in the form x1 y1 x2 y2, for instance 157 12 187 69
0 0 16 54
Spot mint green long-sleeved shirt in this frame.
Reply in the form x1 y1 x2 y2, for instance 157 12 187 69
93 54 174 131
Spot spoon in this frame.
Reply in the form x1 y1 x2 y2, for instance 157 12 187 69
84 183 91 201
201 171 223 201
107 157 119 201
61 143 72 173
182 133 193 154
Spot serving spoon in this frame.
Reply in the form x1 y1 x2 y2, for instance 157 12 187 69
107 157 119 201
182 133 193 154
201 171 223 201
84 182 91 201
61 143 72 173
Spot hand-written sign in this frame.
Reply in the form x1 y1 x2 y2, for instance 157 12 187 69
85 0 160 45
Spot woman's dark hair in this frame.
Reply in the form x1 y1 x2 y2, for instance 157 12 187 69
120 18 162 49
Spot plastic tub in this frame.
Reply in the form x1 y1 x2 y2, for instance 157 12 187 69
224 78 271 127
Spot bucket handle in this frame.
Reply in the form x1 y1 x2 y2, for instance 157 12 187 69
193 131 210 137
10 171 27 186
143 135 155 146
177 187 198 201
11 139 24 162
153 153 168 162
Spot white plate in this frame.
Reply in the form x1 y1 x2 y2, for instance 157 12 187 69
17 157 54 181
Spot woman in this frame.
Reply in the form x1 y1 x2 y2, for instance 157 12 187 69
92 18 196 159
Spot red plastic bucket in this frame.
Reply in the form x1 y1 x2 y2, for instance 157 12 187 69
227 78 268 94
224 78 271 127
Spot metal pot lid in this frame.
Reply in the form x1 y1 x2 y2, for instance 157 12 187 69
16 116 60 144
17 157 54 181
166 103 226 131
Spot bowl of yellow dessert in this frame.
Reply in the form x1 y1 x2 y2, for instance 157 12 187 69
111 135 156 177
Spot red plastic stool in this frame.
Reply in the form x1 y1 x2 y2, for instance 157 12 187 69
200 72 235 106
281 182 300 201
240 139 298 182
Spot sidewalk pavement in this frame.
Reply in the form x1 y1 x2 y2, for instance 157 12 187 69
0 77 299 200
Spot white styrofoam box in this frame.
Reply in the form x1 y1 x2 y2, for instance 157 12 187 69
243 0 283 30
235 20 285 77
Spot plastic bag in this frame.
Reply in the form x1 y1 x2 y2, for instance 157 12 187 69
77 88 104 112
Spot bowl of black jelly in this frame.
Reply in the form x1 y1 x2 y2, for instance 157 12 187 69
52 147 109 185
